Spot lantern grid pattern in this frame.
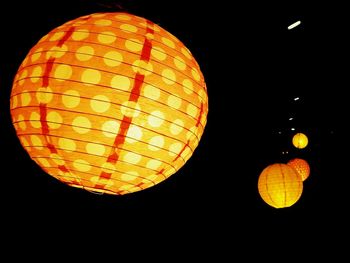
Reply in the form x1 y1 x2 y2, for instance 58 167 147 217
10 12 208 195
287 158 310 181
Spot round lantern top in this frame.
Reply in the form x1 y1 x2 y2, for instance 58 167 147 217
10 12 208 195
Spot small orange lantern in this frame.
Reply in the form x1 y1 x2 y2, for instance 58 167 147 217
258 163 303 208
10 12 208 195
287 158 310 181
292 132 308 149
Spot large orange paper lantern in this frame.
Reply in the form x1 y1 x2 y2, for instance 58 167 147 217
10 12 208 195
258 163 303 208
292 132 308 149
287 158 310 181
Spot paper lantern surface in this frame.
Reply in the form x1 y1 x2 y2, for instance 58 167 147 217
292 132 308 149
287 158 310 181
258 163 303 208
10 12 208 195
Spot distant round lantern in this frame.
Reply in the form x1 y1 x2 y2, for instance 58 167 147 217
10 12 208 195
287 158 310 181
258 163 303 208
292 132 308 149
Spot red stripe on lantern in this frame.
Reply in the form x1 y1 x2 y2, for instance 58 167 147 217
196 102 204 127
39 33 76 185
174 140 190 162
58 27 75 47
93 21 155 190
42 58 55 87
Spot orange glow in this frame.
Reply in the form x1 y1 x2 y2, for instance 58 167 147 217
287 158 310 181
10 12 208 195
258 163 303 208
292 132 308 149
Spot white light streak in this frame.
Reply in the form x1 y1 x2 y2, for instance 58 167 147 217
288 21 301 30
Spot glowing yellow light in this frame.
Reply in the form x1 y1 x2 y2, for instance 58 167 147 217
10 12 208 195
292 132 308 149
258 163 303 208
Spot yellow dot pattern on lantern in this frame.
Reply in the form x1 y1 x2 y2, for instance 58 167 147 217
10 12 208 195
258 163 303 208
292 132 308 149
287 158 310 181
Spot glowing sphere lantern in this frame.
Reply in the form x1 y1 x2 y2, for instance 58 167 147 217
292 132 308 149
287 158 310 181
258 163 303 208
10 12 208 195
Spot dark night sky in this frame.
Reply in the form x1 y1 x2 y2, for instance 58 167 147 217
0 0 349 253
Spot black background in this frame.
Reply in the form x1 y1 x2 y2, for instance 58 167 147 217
0 0 348 255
